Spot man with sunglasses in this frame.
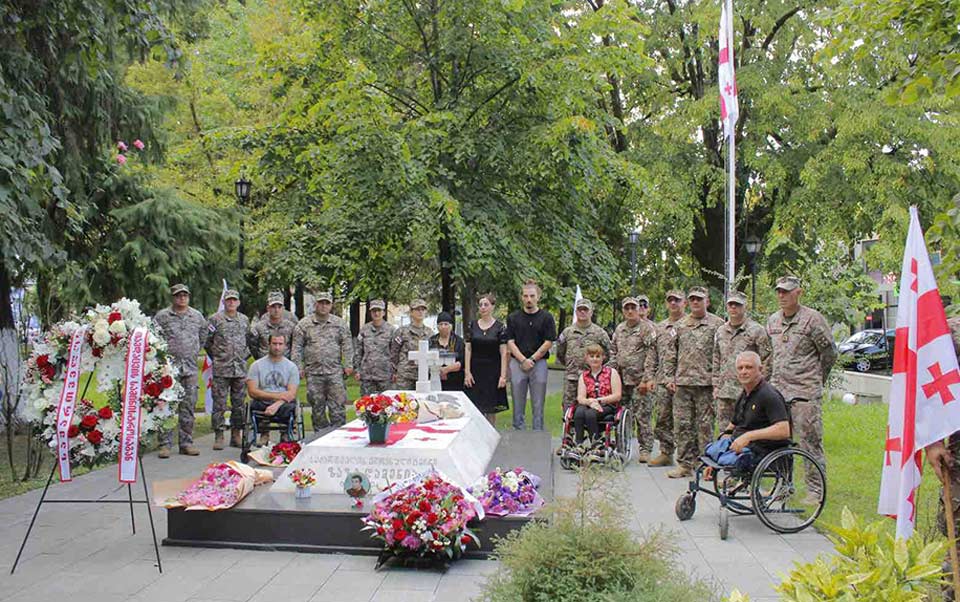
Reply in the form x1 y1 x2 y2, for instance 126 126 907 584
610 296 657 462
712 291 772 427
643 289 688 467
663 286 724 478
767 276 837 500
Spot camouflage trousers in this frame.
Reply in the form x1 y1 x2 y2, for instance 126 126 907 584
211 376 246 433
159 372 199 448
673 385 715 469
562 378 579 412
651 384 675 456
394 377 417 391
307 373 347 430
716 397 737 433
623 384 654 454
361 379 392 396
793 398 826 495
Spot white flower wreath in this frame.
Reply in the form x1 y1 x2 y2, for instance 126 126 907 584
21 298 182 467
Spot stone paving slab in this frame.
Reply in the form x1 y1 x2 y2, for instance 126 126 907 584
0 432 834 601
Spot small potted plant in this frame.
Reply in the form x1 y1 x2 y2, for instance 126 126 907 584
289 468 317 499
354 394 418 444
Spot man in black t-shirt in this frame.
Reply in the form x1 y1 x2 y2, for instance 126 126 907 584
505 280 557 430
719 350 790 459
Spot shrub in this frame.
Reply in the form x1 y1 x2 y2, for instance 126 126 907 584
478 467 715 602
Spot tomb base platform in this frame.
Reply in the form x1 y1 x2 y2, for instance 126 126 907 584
163 430 553 559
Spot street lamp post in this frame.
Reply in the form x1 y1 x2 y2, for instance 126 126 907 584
628 228 640 296
744 234 761 308
234 173 252 276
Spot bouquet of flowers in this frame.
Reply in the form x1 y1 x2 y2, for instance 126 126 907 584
163 461 272 511
268 441 301 465
289 468 317 489
354 393 418 425
362 469 482 563
469 467 544 517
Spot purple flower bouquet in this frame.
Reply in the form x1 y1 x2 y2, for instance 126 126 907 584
468 467 544 517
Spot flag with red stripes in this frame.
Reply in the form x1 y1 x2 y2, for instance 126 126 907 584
718 0 739 139
878 206 960 538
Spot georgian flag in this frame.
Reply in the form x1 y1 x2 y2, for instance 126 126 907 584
878 206 960 538
201 279 229 414
718 0 739 139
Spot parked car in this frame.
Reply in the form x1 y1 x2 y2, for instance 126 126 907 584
838 328 895 373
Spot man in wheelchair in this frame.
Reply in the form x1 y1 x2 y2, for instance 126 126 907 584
704 351 790 479
246 334 301 446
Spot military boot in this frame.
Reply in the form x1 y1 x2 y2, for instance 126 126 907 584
648 453 674 467
230 429 242 448
179 445 200 456
157 446 171 459
213 431 225 450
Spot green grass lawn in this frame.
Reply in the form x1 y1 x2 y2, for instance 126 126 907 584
0 375 939 538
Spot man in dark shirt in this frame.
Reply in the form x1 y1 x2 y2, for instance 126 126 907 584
505 280 557 430
720 350 790 459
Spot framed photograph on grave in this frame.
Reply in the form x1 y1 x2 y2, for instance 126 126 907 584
343 472 370 498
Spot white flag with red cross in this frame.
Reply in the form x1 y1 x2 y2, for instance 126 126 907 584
718 0 739 139
878 206 960 538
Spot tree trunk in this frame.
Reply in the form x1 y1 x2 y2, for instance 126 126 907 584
295 280 305 320
0 260 20 479
349 298 361 337
284 287 292 314
438 231 455 318
557 308 567 332
460 281 475 336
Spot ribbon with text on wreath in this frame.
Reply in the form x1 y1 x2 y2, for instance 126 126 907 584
55 326 88 482
118 327 147 483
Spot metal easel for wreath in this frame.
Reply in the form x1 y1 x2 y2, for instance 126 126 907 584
10 379 162 575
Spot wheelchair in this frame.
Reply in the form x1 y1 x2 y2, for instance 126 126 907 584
674 399 826 539
239 399 306 463
557 404 634 470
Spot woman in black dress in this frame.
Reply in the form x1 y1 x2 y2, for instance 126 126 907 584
464 293 509 425
429 312 465 391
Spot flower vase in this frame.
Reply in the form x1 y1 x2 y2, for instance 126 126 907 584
367 421 390 444
295 486 311 499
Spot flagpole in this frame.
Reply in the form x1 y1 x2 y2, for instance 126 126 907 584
726 0 736 298
940 448 960 596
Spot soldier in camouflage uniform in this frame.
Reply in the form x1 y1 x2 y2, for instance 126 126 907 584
556 298 611 411
291 291 354 430
248 291 297 359
390 299 434 390
664 286 724 477
712 290 773 427
610 296 657 462
355 299 396 395
644 289 687 467
927 316 960 600
767 275 837 497
153 283 206 457
205 289 251 449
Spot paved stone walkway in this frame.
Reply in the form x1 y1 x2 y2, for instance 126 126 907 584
0 434 833 602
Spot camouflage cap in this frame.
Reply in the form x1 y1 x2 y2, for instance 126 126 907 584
369 299 386 310
575 298 593 310
266 291 284 306
775 275 801 291
621 296 639 308
170 283 190 296
637 294 650 304
666 289 685 301
726 291 748 305
410 299 428 310
223 289 240 300
315 291 333 303
687 286 709 299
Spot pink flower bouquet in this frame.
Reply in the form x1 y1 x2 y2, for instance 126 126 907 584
163 461 272 511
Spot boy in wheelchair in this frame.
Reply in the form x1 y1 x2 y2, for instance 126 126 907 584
246 334 300 446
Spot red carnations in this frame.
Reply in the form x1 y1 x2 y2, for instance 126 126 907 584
67 425 80 438
97 406 113 420
40 365 55 379
36 354 50 368
80 415 98 430
108 311 122 324
86 430 103 445
160 375 173 389
144 381 162 398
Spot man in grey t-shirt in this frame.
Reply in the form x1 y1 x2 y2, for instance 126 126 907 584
246 334 301 444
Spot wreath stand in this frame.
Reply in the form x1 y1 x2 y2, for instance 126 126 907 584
10 379 163 575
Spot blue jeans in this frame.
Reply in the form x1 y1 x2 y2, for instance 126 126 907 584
510 358 549 430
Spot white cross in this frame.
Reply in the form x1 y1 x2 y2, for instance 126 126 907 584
408 340 441 393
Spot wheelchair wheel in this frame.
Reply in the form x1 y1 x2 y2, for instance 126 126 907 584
240 404 255 463
675 493 696 521
613 407 634 462
750 447 826 534
715 472 753 516
718 506 729 540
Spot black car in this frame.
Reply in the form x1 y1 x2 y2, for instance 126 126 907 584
838 328 895 373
